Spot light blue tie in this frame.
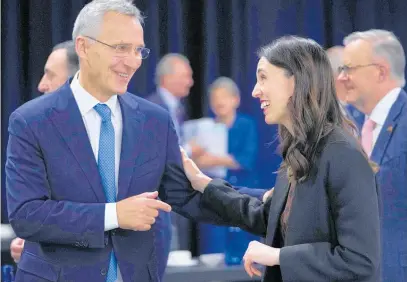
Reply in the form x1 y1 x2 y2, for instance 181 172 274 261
94 104 117 282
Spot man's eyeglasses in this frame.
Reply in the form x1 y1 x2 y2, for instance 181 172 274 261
337 63 378 75
85 36 150 59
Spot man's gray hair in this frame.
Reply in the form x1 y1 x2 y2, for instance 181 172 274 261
326 46 344 77
72 0 144 41
155 53 190 85
343 29 406 87
209 77 240 97
52 41 79 77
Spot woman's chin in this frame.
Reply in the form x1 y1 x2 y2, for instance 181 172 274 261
265 114 276 125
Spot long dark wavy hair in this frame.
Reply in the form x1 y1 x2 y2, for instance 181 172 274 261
258 36 361 183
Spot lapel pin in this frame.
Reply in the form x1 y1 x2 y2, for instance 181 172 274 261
387 125 393 133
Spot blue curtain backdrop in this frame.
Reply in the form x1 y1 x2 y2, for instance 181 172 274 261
2 0 407 226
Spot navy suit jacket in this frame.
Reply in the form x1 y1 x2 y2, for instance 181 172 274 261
6 81 228 282
369 89 407 282
146 91 168 111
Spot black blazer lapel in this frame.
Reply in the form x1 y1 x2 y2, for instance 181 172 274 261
266 173 290 246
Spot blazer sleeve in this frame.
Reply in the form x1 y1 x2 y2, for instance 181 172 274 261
279 143 381 281
6 111 106 248
200 180 270 237
233 186 267 201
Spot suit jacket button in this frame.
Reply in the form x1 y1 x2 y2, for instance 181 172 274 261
104 238 108 246
101 268 107 276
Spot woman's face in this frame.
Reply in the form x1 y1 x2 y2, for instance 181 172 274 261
252 57 294 126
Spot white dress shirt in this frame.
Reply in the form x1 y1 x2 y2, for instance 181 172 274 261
368 87 400 147
70 73 123 281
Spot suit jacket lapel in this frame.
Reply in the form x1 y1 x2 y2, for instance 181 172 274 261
117 94 145 201
266 173 290 245
49 82 106 202
371 91 406 165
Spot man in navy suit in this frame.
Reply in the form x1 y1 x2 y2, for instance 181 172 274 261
5 1 231 281
339 29 407 282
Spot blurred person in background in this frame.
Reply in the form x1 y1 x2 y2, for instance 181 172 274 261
146 53 193 142
339 29 407 282
327 46 364 127
9 40 79 264
37 40 79 94
193 77 258 187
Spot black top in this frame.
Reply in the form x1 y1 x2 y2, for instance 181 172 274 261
201 127 381 282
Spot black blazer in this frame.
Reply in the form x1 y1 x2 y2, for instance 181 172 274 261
201 127 381 282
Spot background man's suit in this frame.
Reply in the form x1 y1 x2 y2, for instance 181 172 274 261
6 81 228 281
368 89 407 282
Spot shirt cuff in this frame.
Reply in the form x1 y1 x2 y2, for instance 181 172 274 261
104 203 119 231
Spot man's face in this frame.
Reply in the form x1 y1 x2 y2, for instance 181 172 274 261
163 59 194 98
37 49 69 94
338 40 380 109
78 11 145 97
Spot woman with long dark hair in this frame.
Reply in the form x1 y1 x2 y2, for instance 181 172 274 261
181 36 381 281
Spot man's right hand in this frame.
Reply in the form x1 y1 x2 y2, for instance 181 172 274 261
116 191 172 231
10 237 25 263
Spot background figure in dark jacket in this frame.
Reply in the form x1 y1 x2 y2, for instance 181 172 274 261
181 36 381 281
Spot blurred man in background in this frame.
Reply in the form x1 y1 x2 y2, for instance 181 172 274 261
37 40 79 94
9 40 79 263
147 53 193 141
339 29 407 282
